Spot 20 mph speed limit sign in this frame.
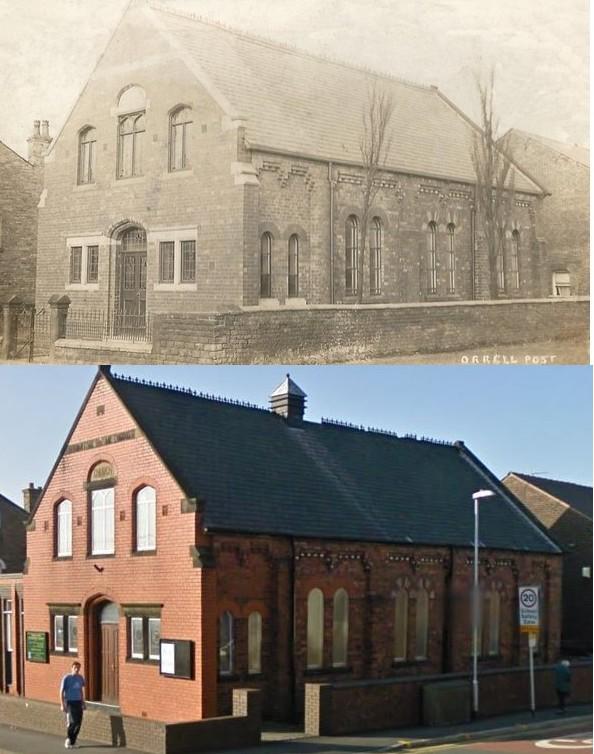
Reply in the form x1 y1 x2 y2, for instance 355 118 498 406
519 586 540 633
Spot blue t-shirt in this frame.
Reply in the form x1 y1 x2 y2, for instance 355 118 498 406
61 673 85 702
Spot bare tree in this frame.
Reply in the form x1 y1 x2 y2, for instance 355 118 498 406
357 83 395 304
471 69 516 298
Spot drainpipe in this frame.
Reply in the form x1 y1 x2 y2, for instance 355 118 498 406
290 537 297 721
328 162 335 304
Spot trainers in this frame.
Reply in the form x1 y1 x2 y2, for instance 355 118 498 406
65 740 72 749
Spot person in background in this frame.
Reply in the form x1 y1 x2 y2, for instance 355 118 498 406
60 661 86 748
554 658 571 714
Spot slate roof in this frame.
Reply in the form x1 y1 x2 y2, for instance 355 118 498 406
106 372 558 554
511 473 593 521
506 129 590 169
147 3 541 193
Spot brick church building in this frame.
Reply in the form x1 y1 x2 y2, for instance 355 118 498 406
35 0 547 342
13 366 561 724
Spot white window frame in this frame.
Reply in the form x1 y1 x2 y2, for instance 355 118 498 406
219 611 234 676
247 612 262 675
91 487 115 556
3 600 12 653
148 618 161 660
54 613 64 652
66 235 105 290
149 227 198 291
306 588 324 670
57 499 72 557
552 271 572 297
131 616 144 659
68 615 78 652
136 486 156 552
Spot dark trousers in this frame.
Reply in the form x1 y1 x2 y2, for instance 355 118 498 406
556 690 568 711
66 701 84 744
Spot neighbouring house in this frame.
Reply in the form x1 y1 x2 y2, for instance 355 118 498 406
503 472 593 656
35 0 548 350
503 130 589 296
9 366 563 726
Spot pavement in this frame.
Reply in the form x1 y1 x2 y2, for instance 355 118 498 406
0 704 589 754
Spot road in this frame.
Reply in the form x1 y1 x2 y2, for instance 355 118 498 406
408 732 593 754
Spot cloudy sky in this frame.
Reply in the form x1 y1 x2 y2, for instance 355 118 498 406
0 0 588 158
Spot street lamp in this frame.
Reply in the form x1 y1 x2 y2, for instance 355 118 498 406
471 489 496 718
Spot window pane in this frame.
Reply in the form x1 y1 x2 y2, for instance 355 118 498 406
447 225 455 294
427 224 437 294
57 499 72 557
87 246 99 283
394 591 408 660
91 488 114 555
415 589 429 659
54 615 64 652
119 131 133 178
307 589 324 669
345 217 359 295
68 616 78 652
159 242 175 283
148 618 161 660
260 234 272 297
248 612 262 674
70 247 82 284
181 240 196 282
3 601 12 652
288 235 299 297
133 129 144 176
219 612 233 674
171 123 184 171
136 486 156 551
131 617 144 659
370 219 381 295
332 589 348 667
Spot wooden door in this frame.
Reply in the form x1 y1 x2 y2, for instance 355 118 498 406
100 624 119 705
119 253 147 318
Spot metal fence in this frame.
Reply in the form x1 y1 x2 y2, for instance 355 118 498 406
65 309 153 343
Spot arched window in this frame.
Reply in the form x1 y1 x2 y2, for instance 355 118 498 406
307 588 324 669
56 500 72 557
510 230 520 290
415 588 429 659
447 223 456 293
118 113 145 178
89 461 115 556
288 234 299 297
170 106 192 171
427 222 437 294
248 611 262 674
332 588 349 667
482 590 501 656
117 85 146 113
219 611 234 675
370 217 382 295
394 590 408 661
78 127 96 185
260 233 272 298
345 216 359 295
135 486 156 552
496 242 505 293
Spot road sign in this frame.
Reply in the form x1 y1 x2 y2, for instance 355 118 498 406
519 585 540 633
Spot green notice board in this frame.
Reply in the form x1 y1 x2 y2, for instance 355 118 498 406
26 631 49 663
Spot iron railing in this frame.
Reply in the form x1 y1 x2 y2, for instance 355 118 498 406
65 309 152 343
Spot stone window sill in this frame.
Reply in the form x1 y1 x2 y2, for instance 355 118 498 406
66 284 100 292
153 283 197 292
161 169 194 180
72 183 97 192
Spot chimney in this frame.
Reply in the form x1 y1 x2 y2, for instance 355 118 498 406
27 119 52 167
269 374 307 422
22 482 42 513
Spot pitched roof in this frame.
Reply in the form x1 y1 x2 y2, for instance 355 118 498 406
506 129 590 168
510 473 593 520
0 493 28 518
104 372 558 553
146 3 541 193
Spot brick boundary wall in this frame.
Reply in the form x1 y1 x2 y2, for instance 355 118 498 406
50 298 588 364
0 688 261 754
304 661 593 736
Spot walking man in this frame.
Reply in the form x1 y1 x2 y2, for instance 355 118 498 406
554 658 571 714
60 661 86 748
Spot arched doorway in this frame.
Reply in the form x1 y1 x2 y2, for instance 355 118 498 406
115 226 147 336
88 600 120 705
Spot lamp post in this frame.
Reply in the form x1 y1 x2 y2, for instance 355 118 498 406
471 489 496 717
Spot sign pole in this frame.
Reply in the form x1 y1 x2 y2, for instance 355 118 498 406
528 632 537 717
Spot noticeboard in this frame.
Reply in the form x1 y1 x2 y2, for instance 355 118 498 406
159 639 193 679
26 631 49 663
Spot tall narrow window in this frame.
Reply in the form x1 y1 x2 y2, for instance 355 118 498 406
307 588 324 669
159 242 175 283
78 127 96 185
370 217 382 295
332 589 349 667
394 590 408 661
446 223 456 293
118 114 145 178
260 233 272 298
288 235 299 297
68 616 78 653
135 486 156 552
181 240 196 283
510 230 520 290
70 247 82 284
248 611 262 675
415 589 429 659
482 591 501 656
54 613 64 652
219 611 234 675
552 271 571 297
427 222 437 294
170 107 192 171
345 216 359 295
56 499 72 557
91 487 115 555
131 616 144 659
87 246 99 284
3 600 12 685
496 244 505 292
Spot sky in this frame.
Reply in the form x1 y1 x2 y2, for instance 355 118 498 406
0 365 591 506
0 0 588 158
